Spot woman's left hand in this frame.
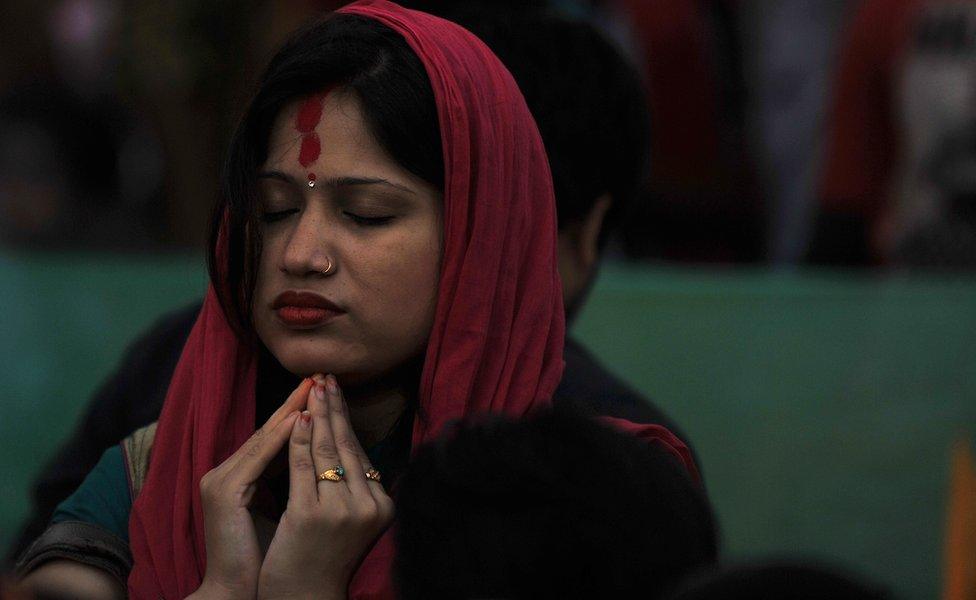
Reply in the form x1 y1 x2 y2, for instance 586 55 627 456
257 375 395 600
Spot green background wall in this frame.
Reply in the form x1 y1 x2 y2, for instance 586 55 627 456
2 252 974 599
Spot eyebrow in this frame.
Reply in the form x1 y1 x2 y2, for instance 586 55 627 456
256 170 416 195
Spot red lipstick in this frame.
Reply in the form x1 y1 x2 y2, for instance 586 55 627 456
272 291 344 329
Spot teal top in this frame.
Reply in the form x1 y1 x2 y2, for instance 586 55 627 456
51 446 132 542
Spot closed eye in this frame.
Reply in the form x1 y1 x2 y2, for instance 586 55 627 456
260 209 299 223
344 212 394 226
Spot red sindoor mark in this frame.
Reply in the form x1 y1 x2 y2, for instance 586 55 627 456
294 88 332 186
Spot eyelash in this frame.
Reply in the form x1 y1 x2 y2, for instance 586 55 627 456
258 209 393 227
344 212 394 227
260 209 299 223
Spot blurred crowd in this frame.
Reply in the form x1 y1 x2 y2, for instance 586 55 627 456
2 0 976 268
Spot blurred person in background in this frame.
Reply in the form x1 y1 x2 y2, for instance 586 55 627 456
0 0 765 258
0 0 166 249
738 1 850 265
7 0 699 565
606 0 764 263
312 0 766 264
812 0 976 267
0 0 349 252
395 407 718 600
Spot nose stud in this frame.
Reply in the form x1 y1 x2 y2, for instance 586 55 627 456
320 256 334 276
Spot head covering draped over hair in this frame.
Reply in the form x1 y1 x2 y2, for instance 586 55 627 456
128 1 565 597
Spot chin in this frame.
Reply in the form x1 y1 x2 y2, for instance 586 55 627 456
274 348 342 377
269 342 373 383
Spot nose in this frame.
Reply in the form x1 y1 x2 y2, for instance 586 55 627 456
280 208 336 278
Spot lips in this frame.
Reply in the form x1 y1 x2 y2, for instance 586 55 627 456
272 291 344 328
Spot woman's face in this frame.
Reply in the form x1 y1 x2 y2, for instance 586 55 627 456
252 89 442 384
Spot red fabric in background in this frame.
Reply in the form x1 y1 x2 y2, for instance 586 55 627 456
612 0 762 262
819 0 920 218
616 0 723 191
128 2 696 598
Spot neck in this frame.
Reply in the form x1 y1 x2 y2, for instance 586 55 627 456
341 377 413 449
257 348 415 448
340 355 421 448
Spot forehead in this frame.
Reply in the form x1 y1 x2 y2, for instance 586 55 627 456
263 89 396 174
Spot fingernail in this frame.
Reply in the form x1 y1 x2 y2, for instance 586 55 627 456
300 410 312 427
326 375 339 394
313 384 326 402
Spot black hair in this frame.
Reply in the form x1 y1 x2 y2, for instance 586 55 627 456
665 561 891 600
445 6 651 247
395 406 718 599
207 13 443 333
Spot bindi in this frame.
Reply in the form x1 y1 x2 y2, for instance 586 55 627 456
294 88 332 187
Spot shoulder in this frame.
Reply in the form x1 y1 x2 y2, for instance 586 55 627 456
45 421 159 543
16 445 136 585
49 446 131 540
120 421 158 500
557 337 671 425
555 337 702 474
15 423 160 584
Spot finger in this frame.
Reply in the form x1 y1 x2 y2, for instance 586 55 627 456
308 381 344 493
325 375 372 498
220 378 314 474
288 410 317 508
373 487 396 527
265 377 316 429
330 377 389 498
227 411 301 484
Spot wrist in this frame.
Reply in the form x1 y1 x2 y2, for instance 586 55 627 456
260 593 344 600
259 583 346 600
189 577 254 600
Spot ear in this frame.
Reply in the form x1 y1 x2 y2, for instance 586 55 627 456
575 193 613 271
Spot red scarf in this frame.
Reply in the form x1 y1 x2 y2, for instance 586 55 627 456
128 2 695 597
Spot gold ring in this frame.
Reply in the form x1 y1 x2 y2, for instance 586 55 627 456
365 468 382 482
317 465 345 482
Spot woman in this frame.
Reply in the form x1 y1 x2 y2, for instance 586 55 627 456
18 1 695 598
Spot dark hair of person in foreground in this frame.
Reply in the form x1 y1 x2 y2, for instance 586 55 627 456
395 407 718 599
665 561 890 600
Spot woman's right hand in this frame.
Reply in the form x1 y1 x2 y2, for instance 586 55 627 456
191 378 314 600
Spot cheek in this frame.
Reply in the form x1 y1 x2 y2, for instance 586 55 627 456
361 227 441 334
254 232 286 296
251 233 288 338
